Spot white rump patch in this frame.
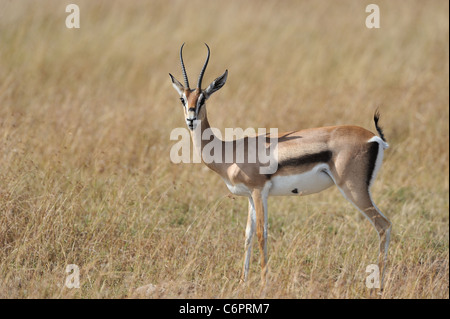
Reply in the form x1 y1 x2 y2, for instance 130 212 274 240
368 136 387 188
369 135 389 149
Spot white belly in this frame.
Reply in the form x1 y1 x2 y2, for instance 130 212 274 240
269 164 334 196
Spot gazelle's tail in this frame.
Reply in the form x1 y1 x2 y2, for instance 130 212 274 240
374 110 389 149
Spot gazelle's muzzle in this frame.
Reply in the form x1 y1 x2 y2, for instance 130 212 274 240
186 108 197 130
186 118 196 130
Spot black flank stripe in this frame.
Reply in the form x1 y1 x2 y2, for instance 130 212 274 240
265 151 332 178
277 151 332 169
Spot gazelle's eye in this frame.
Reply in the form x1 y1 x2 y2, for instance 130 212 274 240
180 98 185 106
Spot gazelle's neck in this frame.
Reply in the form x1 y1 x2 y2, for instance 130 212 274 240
190 114 225 174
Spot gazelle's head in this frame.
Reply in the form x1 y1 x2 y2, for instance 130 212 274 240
169 43 228 131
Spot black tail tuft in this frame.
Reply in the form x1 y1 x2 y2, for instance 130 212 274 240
374 109 387 142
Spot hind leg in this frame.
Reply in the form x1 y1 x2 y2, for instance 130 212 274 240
337 182 392 290
324 164 391 290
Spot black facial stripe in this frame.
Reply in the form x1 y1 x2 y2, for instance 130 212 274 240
197 94 205 110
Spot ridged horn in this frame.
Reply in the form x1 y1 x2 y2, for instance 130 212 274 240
180 43 190 89
197 43 210 89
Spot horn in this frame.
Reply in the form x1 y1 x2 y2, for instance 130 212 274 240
180 43 190 89
197 43 210 89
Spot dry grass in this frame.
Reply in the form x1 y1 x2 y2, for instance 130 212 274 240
0 0 448 298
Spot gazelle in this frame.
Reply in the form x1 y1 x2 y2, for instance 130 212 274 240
169 43 392 289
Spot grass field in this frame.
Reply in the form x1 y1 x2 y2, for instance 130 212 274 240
0 0 448 298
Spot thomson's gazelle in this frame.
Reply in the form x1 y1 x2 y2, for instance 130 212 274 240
169 43 392 289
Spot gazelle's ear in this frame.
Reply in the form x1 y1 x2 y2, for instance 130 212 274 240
204 70 228 99
169 73 185 96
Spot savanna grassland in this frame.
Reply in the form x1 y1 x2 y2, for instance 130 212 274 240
0 0 448 299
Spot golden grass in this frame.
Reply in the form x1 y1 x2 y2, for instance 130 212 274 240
0 0 448 298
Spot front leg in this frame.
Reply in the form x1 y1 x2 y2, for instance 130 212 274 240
241 197 256 282
252 189 268 284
